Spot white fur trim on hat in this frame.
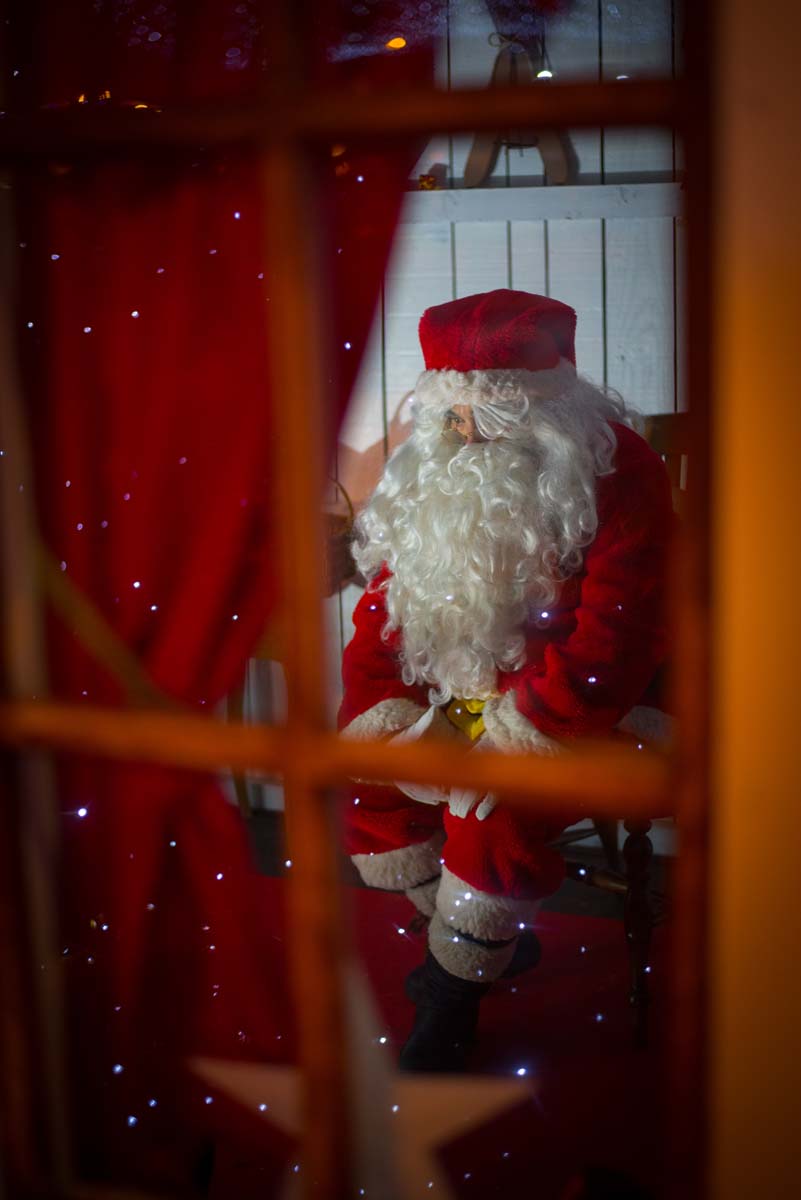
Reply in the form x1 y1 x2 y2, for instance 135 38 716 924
351 831 445 892
413 359 577 411
436 866 541 942
481 691 563 756
427 911 517 982
340 697 428 741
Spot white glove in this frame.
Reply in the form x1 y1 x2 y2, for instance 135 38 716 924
390 707 449 807
448 738 498 821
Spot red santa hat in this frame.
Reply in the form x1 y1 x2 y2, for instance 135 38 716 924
415 288 577 410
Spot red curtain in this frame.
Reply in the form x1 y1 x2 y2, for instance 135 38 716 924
6 1 437 1192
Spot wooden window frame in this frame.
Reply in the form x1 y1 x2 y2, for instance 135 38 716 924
0 4 713 1197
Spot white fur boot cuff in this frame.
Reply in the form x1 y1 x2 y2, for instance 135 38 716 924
351 831 445 893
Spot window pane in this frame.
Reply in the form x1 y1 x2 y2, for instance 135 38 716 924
331 123 686 1198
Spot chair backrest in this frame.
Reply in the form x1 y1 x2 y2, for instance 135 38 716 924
643 412 690 517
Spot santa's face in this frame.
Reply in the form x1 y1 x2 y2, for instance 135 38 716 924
442 404 486 446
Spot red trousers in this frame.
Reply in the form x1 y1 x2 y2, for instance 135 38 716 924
343 782 570 901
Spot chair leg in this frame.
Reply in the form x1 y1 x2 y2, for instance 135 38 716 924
593 817 621 872
228 680 252 820
622 818 653 1048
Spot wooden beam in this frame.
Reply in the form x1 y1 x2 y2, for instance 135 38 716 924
0 700 672 816
261 127 352 1196
0 80 681 160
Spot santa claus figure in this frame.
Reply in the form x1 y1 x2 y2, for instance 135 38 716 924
338 289 674 1071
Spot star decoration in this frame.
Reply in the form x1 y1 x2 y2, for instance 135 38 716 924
193 1055 533 1199
193 960 532 1199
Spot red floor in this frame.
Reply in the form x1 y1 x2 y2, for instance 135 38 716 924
212 877 669 1199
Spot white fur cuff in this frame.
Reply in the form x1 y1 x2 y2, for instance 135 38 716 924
481 691 563 756
428 912 517 982
436 866 541 942
340 698 428 742
483 692 674 753
351 831 445 892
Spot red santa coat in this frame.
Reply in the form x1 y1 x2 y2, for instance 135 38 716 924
339 423 674 751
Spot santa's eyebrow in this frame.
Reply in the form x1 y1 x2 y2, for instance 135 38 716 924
444 408 464 423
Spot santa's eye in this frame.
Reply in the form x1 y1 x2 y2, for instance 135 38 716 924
442 413 468 445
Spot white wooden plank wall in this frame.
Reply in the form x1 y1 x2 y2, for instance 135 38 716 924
247 0 685 808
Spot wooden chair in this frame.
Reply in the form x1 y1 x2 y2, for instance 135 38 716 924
558 411 689 1046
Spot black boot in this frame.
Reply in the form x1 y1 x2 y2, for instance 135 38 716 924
399 951 490 1073
404 929 542 1005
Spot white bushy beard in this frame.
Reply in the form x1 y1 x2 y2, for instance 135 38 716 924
353 369 634 705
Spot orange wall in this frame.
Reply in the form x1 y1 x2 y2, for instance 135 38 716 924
711 2 801 1195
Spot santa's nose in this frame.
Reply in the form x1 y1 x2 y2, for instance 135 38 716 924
462 419 485 444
